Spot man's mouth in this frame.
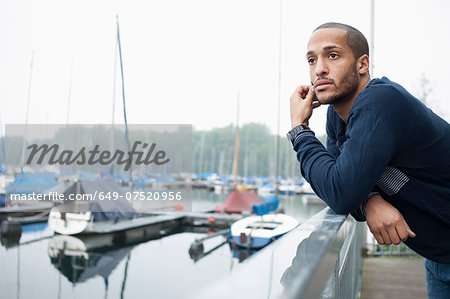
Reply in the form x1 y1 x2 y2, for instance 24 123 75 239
313 79 334 91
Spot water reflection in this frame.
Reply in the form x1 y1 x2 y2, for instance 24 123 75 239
1 234 20 248
0 190 324 298
229 243 259 263
48 235 132 299
46 214 187 292
188 238 228 262
188 233 259 264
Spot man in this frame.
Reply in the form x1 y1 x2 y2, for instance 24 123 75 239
287 22 450 298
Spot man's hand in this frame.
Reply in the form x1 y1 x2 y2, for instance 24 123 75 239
290 85 321 128
364 194 416 245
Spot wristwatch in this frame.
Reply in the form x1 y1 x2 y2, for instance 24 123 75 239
286 124 310 146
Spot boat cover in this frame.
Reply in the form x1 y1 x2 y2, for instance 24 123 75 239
5 172 58 195
252 195 279 216
55 179 136 221
215 189 261 214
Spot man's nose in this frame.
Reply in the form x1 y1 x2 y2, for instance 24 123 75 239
315 58 328 77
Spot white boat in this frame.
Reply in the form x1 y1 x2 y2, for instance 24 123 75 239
230 213 298 249
278 183 302 195
257 183 276 195
48 180 137 235
212 179 232 194
229 195 298 249
48 207 92 235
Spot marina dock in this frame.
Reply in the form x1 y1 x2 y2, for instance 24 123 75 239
0 202 53 224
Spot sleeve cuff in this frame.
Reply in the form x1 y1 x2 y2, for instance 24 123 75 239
292 129 315 149
351 191 380 222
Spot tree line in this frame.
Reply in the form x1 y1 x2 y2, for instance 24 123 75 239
1 123 326 177
192 122 326 178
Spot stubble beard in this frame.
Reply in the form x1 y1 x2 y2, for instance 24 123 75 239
316 63 360 105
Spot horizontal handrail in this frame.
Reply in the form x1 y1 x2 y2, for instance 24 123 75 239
193 207 365 299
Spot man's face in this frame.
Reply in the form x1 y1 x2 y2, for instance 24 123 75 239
306 28 360 105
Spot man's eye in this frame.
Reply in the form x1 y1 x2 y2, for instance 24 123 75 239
308 58 316 64
329 53 339 59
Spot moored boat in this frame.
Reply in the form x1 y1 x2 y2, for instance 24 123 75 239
48 179 136 235
214 189 261 214
229 196 298 249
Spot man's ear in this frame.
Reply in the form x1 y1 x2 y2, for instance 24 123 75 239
357 54 370 76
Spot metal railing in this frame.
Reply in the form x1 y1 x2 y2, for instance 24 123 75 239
194 207 366 299
286 209 366 299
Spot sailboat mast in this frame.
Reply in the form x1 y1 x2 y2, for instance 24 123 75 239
116 15 133 186
66 56 74 125
62 55 74 177
275 0 282 193
0 115 7 170
233 91 240 187
111 27 118 155
20 51 35 172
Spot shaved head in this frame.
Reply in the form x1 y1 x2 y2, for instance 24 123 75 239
314 22 369 60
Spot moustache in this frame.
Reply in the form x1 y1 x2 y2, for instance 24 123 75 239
312 77 335 87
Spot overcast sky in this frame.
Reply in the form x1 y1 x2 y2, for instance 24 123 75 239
1 0 449 137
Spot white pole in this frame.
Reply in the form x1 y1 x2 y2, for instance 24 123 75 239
66 55 74 125
20 51 35 171
370 0 375 78
275 0 282 192
111 29 118 154
62 55 74 177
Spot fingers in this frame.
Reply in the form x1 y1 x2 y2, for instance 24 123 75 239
293 85 319 106
304 87 316 103
372 219 416 246
389 227 401 245
290 84 319 128
365 194 416 247
380 230 392 245
373 232 385 245
393 218 416 243
294 85 310 99
403 219 416 238
395 220 409 242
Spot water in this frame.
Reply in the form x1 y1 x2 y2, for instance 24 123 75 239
0 189 324 299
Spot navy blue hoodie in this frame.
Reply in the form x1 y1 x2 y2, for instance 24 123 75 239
294 77 450 263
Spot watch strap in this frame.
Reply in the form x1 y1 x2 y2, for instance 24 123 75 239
287 125 310 147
